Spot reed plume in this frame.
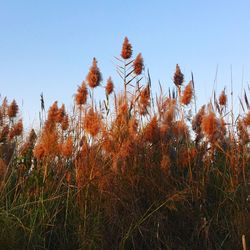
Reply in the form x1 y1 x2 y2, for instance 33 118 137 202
219 89 227 106
8 99 18 118
121 37 132 59
139 85 150 115
181 81 193 105
8 119 23 140
75 81 88 105
105 77 114 95
86 58 102 88
173 64 184 86
133 53 144 75
83 108 102 137
61 136 73 158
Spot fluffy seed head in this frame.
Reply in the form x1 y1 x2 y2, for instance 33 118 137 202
86 58 102 88
57 104 66 123
105 77 114 95
33 144 45 160
75 81 88 105
9 119 23 140
173 64 184 86
201 110 219 142
61 136 73 158
83 108 101 137
121 37 132 59
133 53 144 75
219 90 227 106
143 116 159 142
8 100 18 118
139 85 150 115
181 81 193 105
48 101 59 124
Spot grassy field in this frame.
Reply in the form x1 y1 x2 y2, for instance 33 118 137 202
0 37 249 249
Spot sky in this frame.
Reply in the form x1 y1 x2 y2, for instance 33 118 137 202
0 0 250 128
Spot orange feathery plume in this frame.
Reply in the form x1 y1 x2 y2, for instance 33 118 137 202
57 104 66 123
8 100 18 118
48 101 59 124
139 85 150 115
121 37 132 59
201 110 219 142
86 58 102 88
219 89 227 106
75 81 88 105
143 116 159 142
61 136 73 158
33 144 45 160
237 119 249 144
133 53 144 75
83 108 101 137
172 120 190 141
173 64 184 86
105 77 114 95
9 119 23 140
41 129 59 157
20 129 37 156
181 81 193 105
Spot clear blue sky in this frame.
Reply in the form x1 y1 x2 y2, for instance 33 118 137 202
1 0 250 127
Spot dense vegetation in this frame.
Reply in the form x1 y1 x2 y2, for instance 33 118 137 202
0 37 249 249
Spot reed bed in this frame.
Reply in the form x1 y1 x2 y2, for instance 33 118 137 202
0 37 249 249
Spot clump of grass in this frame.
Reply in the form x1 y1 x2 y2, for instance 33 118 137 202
0 37 249 249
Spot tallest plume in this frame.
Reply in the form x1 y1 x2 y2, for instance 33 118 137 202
121 37 132 59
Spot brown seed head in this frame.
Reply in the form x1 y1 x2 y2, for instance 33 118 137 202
86 58 102 88
139 85 150 115
181 81 193 105
33 144 45 160
173 64 184 86
61 136 73 158
41 129 59 157
8 100 18 118
143 116 159 142
201 110 218 142
105 77 114 95
75 81 88 105
172 120 190 141
133 53 144 75
121 37 132 59
48 101 59 124
57 104 66 123
219 90 227 106
83 108 101 137
9 119 23 140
